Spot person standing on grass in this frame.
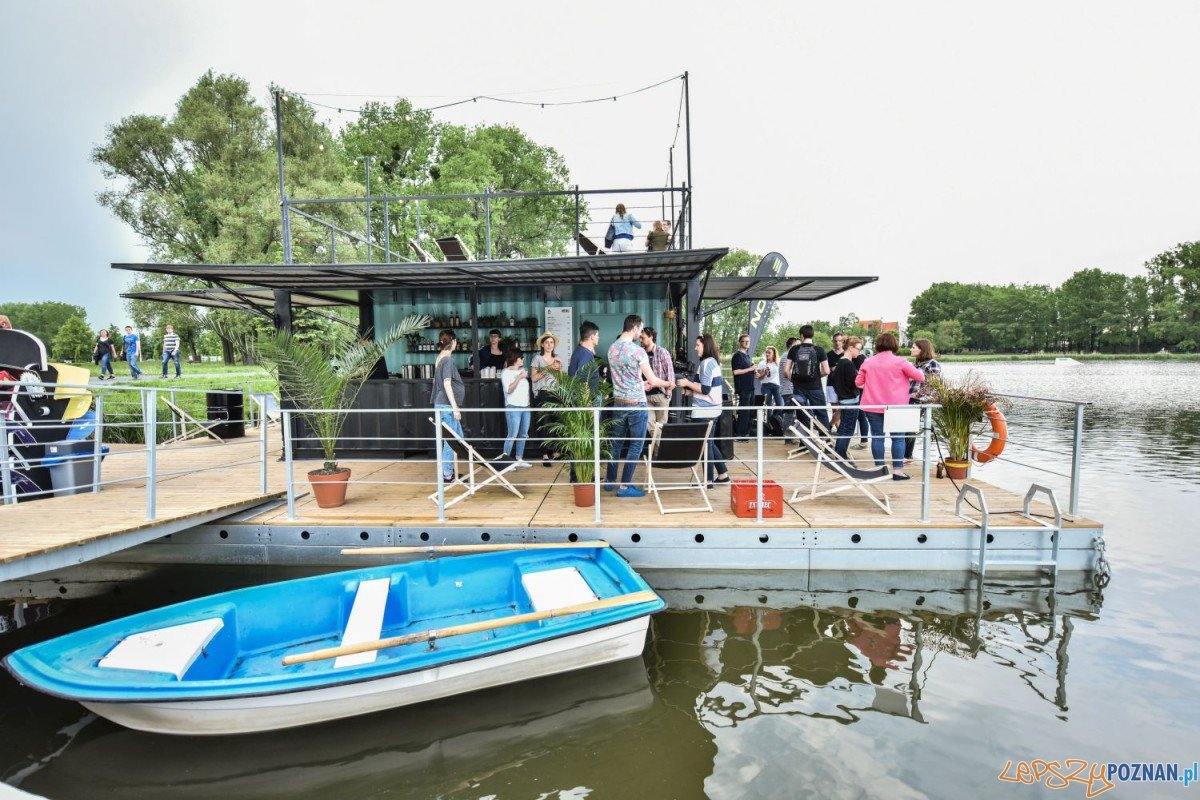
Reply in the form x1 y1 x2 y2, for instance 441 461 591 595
495 348 533 468
731 334 757 441
830 336 865 459
94 329 117 380
786 325 830 433
604 314 673 497
855 332 924 480
121 325 143 380
677 334 730 487
160 325 182 379
640 325 675 444
431 330 465 484
904 338 942 462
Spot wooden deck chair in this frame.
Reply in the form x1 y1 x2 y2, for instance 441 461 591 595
786 396 835 460
787 420 892 515
161 397 224 445
574 232 608 256
643 421 713 515
425 418 523 509
409 238 439 263
434 235 475 262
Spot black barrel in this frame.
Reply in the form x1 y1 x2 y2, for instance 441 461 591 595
206 391 246 439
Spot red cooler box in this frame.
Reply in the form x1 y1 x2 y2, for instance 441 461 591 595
730 479 784 518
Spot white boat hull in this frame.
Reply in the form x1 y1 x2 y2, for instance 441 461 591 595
82 617 651 736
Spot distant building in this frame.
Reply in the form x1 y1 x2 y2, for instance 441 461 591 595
857 319 900 335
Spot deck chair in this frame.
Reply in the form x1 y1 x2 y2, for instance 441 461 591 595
574 232 608 256
434 235 475 262
409 238 439 263
786 397 835 460
426 418 523 509
161 397 224 445
643 420 713 514
787 420 892 515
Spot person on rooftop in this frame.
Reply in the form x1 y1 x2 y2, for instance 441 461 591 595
645 220 669 252
609 203 642 253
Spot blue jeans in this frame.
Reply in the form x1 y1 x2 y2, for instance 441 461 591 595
605 404 648 486
735 390 755 437
503 408 530 459
161 351 181 377
794 388 830 433
99 353 114 376
761 383 783 410
707 438 727 482
863 411 904 469
834 404 860 459
858 408 870 443
127 353 142 378
435 404 463 478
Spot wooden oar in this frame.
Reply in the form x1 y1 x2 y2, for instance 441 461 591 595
341 541 610 556
282 588 658 666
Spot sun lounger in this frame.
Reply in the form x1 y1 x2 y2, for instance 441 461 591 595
434 235 475 262
787 420 892 515
161 397 224 445
574 232 608 256
426 418 523 509
409 239 439 263
643 421 713 514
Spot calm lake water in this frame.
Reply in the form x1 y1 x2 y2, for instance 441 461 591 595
2 361 1198 799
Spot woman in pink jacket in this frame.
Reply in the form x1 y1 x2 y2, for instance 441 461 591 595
855 333 925 479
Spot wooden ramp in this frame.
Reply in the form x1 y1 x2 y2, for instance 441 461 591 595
0 434 284 581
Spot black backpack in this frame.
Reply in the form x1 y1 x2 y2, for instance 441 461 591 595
790 344 820 383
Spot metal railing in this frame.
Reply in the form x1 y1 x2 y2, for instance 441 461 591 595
989 393 1090 516
0 380 269 520
283 185 695 265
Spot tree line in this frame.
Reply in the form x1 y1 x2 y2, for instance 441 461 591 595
906 242 1200 353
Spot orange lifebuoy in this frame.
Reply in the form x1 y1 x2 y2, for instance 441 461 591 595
971 403 1007 464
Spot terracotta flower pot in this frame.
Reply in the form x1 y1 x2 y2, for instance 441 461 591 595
943 460 969 481
573 484 596 508
308 467 351 508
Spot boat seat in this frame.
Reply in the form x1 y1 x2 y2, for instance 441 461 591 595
521 567 597 613
334 578 391 668
98 618 224 680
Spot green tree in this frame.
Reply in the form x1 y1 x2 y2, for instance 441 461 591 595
697 249 767 356
933 320 967 353
1145 241 1200 350
52 315 96 362
0 301 90 348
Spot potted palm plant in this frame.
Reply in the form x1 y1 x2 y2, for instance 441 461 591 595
918 371 1002 480
254 317 426 508
543 362 613 507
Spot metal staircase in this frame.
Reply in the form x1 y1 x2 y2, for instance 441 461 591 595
955 483 1062 581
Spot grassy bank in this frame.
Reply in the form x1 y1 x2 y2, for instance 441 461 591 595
937 352 1200 363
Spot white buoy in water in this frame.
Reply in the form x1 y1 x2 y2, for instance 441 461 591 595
1055 357 1082 366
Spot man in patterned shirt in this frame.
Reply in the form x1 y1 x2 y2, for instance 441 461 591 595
604 314 674 497
639 326 675 446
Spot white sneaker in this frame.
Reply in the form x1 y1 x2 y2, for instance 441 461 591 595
514 460 533 469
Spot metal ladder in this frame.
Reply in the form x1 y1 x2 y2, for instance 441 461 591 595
956 483 1062 581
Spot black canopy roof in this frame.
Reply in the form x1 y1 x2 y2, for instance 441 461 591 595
112 248 730 291
120 287 357 310
698 275 878 315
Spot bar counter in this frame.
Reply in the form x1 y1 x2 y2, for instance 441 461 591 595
290 376 507 460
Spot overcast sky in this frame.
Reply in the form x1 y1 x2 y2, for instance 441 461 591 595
3 1 1198 330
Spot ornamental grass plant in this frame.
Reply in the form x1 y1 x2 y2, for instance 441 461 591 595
918 371 1003 463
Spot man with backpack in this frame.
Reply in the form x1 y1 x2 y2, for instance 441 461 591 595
786 325 830 434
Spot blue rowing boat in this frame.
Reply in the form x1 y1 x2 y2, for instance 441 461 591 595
5 543 663 735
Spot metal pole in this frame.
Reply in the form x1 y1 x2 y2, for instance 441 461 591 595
273 90 292 265
92 394 104 493
435 412 446 522
919 405 932 522
169 390 179 440
574 185 581 256
756 407 764 524
364 158 372 264
383 197 391 263
593 408 601 524
145 389 157 520
329 227 336 264
283 410 296 520
1069 403 1084 516
683 71 692 244
259 397 268 495
416 199 422 240
0 411 13 505
484 185 492 259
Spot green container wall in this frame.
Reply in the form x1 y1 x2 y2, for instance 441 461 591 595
374 283 671 370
